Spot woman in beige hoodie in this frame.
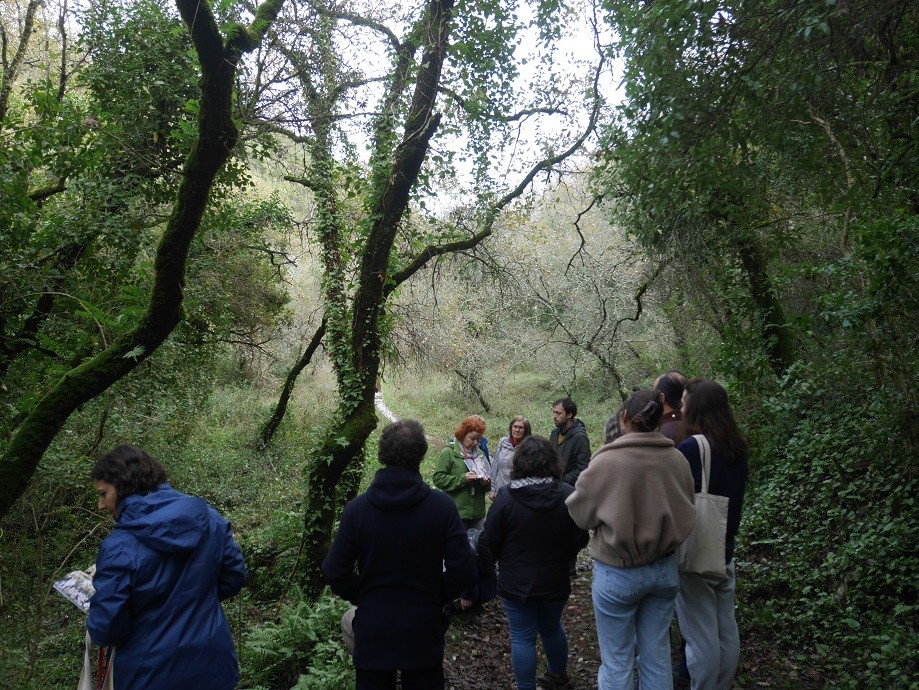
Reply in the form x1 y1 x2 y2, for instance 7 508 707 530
566 389 696 690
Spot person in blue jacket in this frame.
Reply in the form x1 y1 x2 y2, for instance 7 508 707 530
88 444 246 690
322 419 475 690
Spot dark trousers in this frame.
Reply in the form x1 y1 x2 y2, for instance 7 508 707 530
356 665 445 690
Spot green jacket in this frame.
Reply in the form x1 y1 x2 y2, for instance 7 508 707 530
433 443 489 521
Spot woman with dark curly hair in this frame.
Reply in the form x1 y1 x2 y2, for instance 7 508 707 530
433 415 491 529
483 436 588 690
88 445 246 690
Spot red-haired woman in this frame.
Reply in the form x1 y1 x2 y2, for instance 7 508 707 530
433 415 491 529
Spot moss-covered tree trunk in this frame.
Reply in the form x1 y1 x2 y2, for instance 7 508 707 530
295 0 454 599
734 229 796 377
0 0 285 520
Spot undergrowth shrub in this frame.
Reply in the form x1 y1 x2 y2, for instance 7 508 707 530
740 368 919 688
241 587 353 689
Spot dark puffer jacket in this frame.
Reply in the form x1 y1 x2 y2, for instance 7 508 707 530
483 480 588 602
88 483 246 690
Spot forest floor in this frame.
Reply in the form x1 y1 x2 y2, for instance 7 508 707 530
442 554 828 689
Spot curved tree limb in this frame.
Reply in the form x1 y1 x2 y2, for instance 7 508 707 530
258 318 326 448
0 0 286 520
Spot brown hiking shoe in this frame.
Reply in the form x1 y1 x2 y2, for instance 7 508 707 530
537 670 571 689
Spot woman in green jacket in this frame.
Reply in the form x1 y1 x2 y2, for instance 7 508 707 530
433 416 491 529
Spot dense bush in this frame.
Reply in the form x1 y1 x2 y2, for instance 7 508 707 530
740 373 918 687
737 217 919 688
241 588 353 690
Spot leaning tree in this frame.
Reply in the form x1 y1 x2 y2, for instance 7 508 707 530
244 0 609 595
0 0 286 518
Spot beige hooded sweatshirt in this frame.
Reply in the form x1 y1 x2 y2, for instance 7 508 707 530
566 432 696 569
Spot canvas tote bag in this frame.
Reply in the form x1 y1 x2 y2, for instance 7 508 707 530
78 631 114 690
677 434 729 577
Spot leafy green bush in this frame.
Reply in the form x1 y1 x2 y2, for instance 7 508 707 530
740 367 919 688
241 588 353 690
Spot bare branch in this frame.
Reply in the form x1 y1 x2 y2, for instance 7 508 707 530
439 85 568 121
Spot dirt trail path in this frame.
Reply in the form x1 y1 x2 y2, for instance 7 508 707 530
443 555 600 690
374 392 445 449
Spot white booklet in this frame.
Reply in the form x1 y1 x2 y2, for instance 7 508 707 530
464 456 490 480
54 564 95 614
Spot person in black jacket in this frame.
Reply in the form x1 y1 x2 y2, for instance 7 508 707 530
322 420 475 690
549 398 592 486
484 435 589 690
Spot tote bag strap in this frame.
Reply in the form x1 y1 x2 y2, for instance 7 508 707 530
78 631 93 690
693 434 712 493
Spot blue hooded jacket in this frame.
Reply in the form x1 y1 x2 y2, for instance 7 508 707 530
87 483 246 689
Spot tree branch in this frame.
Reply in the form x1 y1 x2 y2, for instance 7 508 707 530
0 0 41 122
0 0 286 519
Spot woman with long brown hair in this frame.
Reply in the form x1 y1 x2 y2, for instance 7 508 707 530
675 378 749 690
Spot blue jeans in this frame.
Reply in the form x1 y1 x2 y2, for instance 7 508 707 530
501 598 568 690
592 554 680 690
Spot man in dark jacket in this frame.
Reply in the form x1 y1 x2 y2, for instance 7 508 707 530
322 420 475 690
549 398 592 486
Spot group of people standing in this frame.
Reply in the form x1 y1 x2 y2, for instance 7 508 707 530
81 373 746 690
324 372 749 690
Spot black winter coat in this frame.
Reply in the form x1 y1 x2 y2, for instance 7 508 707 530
483 480 588 603
322 466 475 670
549 419 592 486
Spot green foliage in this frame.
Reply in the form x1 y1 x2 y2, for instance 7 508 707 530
741 373 919 687
78 0 199 201
735 207 919 686
241 588 354 690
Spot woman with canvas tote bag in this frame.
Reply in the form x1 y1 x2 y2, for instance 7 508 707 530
675 379 749 690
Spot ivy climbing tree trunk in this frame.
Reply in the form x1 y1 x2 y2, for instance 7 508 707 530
0 0 285 520
298 0 456 599
734 228 795 376
247 0 605 597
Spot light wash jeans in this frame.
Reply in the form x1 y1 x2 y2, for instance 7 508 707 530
591 554 680 690
501 598 568 690
675 559 739 690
